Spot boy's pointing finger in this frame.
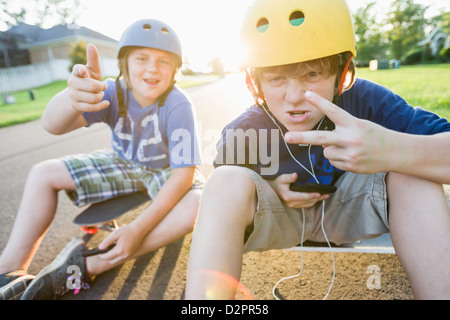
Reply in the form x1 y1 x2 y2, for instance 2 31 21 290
285 130 340 147
85 43 102 81
305 91 349 125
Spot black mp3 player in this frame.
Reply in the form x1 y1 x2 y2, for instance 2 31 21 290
289 183 337 195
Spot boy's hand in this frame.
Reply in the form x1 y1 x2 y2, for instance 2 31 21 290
285 91 394 174
267 172 329 208
97 223 144 265
67 44 110 112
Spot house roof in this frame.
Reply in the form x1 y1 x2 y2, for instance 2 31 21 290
418 26 442 46
6 23 118 46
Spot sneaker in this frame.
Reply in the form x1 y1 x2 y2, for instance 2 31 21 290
21 237 92 300
0 270 35 300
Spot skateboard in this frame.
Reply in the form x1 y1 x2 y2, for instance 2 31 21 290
73 192 151 234
290 234 395 254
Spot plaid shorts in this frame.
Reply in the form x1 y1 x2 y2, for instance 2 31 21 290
61 149 204 207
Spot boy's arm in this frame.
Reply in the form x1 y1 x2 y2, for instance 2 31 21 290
373 130 450 183
42 87 88 134
41 44 109 135
285 91 450 184
97 166 196 264
132 166 196 233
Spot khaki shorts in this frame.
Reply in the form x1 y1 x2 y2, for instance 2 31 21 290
243 168 389 252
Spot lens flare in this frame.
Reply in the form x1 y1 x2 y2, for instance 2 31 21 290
199 270 254 300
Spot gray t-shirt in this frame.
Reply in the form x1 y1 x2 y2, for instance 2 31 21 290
83 79 202 169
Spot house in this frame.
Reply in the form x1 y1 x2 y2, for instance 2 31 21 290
418 26 450 56
0 22 119 76
0 23 119 95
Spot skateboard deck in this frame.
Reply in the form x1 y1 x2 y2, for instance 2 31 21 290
73 192 150 232
289 234 395 254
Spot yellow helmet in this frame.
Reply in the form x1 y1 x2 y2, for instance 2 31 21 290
240 0 356 68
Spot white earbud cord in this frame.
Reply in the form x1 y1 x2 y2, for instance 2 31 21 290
260 105 335 300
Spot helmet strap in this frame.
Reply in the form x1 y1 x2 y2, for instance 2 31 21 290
245 70 265 105
116 72 128 117
338 55 352 95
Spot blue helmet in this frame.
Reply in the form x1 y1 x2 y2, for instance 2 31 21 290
117 19 183 67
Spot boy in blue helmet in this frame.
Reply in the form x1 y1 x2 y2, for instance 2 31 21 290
0 19 204 299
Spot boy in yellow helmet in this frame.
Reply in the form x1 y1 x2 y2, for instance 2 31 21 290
186 0 450 299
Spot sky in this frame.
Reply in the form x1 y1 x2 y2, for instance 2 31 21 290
3 0 450 71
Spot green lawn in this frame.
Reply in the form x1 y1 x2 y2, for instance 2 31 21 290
0 75 218 128
356 64 450 120
0 80 69 128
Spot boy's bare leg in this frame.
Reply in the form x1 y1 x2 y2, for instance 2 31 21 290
85 188 202 275
0 160 76 274
387 173 450 299
185 166 256 299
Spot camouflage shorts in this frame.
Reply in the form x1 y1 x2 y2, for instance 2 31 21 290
61 149 204 207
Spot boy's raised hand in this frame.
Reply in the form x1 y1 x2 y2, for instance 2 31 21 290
67 43 110 112
285 91 396 174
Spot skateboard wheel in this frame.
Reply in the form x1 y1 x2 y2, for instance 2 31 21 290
81 226 99 234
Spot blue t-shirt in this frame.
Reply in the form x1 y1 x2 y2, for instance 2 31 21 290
214 78 450 186
83 79 202 169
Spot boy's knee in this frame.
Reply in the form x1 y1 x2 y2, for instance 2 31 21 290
201 166 257 227
204 166 257 210
205 166 256 194
29 160 54 180
387 172 441 189
386 173 445 201
28 160 73 190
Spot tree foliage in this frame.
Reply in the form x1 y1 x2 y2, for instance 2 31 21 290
353 0 446 64
385 0 428 60
430 11 450 34
68 40 87 73
353 2 388 64
0 0 81 28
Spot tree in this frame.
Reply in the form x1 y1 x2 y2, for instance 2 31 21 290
353 2 388 65
430 11 450 34
0 0 82 29
384 0 429 60
68 40 87 73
